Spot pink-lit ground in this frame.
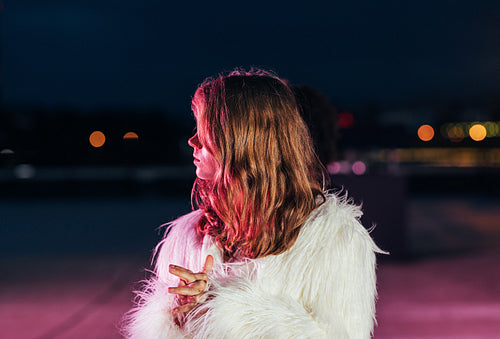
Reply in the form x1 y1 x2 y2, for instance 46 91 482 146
0 255 142 339
375 251 500 338
1 196 499 338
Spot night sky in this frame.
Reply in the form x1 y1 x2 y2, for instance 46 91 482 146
2 1 499 115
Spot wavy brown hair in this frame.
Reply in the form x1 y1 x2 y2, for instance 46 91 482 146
191 69 326 260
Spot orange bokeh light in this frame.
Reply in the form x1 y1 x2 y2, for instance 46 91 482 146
469 124 487 141
123 132 139 140
89 131 106 148
417 125 434 141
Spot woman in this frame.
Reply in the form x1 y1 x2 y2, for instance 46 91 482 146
124 69 383 338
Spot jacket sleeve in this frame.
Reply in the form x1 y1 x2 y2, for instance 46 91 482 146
122 210 206 339
187 276 351 339
186 195 383 339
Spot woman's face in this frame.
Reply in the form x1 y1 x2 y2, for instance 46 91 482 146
188 129 218 181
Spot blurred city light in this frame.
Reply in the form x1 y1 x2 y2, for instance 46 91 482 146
327 162 341 174
352 161 367 175
123 132 139 140
14 164 36 179
394 147 500 167
469 124 487 141
440 121 500 141
89 131 106 148
447 126 465 142
440 123 451 138
1 149 14 154
338 161 352 174
484 122 499 137
417 124 435 141
327 161 353 174
338 112 354 129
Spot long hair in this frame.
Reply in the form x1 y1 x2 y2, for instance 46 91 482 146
191 69 326 259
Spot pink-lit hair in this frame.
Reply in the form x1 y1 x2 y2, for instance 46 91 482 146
191 69 326 259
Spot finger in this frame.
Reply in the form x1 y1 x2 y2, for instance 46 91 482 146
202 255 214 274
178 294 189 304
169 264 196 284
168 281 207 296
177 279 186 287
194 293 208 304
172 301 197 314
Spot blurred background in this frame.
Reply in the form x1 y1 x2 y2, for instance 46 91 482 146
1 1 499 338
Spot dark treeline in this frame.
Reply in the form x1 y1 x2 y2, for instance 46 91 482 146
0 108 194 166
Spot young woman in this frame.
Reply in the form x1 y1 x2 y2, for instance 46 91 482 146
124 69 383 338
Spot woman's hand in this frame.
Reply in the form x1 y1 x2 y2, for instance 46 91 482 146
168 255 214 314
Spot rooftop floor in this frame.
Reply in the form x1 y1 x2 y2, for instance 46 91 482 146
1 194 499 338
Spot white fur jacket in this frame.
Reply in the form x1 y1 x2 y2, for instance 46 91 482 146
124 193 383 339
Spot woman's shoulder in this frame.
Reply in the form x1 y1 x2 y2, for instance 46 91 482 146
306 192 363 229
297 191 380 252
154 209 206 280
158 209 204 247
166 209 205 232
312 191 363 222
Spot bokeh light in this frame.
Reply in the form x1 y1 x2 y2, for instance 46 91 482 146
440 123 451 138
484 122 497 137
352 161 366 175
338 112 354 129
329 161 352 174
123 132 139 140
14 164 36 179
440 121 500 140
89 131 106 148
469 124 487 141
484 122 499 137
327 162 341 174
448 126 465 142
339 161 352 174
417 125 434 141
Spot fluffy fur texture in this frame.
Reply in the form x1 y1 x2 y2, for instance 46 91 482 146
123 193 384 338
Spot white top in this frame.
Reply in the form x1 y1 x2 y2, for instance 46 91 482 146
123 193 384 339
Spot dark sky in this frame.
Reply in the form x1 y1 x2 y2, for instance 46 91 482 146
2 1 499 115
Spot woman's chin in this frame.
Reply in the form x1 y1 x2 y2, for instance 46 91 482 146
195 169 209 181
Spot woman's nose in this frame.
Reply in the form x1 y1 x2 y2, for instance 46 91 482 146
188 133 202 149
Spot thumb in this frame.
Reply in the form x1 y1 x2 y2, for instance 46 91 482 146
202 255 214 274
